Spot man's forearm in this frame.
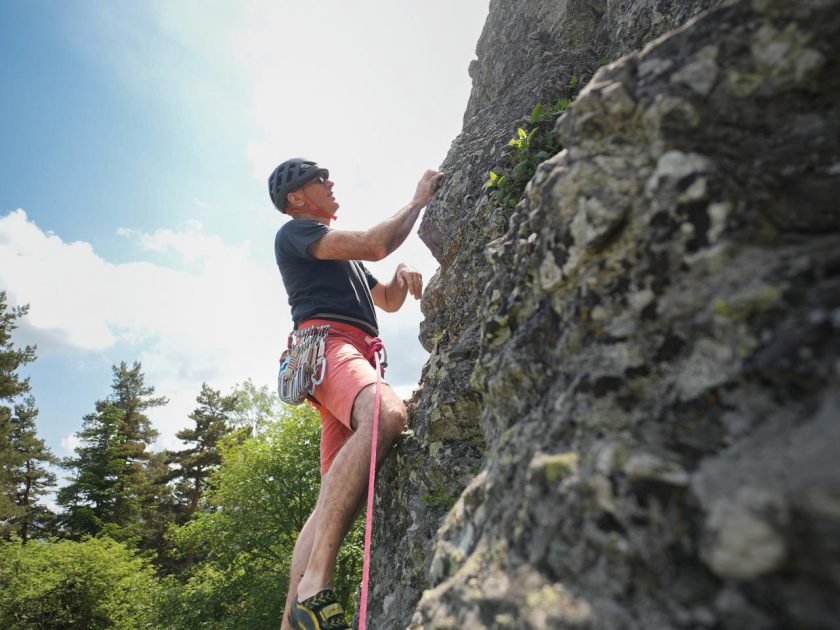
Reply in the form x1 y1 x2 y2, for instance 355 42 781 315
364 200 424 259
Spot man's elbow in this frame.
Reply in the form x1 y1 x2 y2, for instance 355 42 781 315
367 243 388 261
377 297 398 313
360 232 388 261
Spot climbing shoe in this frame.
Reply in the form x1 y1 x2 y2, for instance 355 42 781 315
289 589 349 630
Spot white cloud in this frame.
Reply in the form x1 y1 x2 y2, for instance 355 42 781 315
0 209 290 447
60 433 81 456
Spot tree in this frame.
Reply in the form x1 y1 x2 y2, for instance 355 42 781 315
230 378 284 435
0 291 35 402
0 291 37 537
8 396 58 543
167 383 236 518
0 411 19 537
58 402 128 538
59 362 167 542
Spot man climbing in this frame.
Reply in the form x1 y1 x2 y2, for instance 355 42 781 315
269 158 443 630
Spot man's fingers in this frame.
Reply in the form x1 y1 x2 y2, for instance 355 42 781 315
411 274 423 299
395 267 423 299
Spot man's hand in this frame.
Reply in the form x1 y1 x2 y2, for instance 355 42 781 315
396 264 423 300
371 263 424 312
412 170 444 208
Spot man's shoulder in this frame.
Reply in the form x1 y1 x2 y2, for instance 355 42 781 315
277 219 321 243
276 219 331 262
278 218 329 237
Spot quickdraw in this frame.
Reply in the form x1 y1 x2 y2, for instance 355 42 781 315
277 325 330 405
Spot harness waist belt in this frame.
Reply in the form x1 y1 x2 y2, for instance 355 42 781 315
300 312 378 337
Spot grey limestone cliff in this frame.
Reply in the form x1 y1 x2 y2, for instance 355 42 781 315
366 0 840 628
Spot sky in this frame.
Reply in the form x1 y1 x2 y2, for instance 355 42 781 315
0 0 490 468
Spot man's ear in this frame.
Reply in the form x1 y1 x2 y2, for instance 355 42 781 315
286 190 304 210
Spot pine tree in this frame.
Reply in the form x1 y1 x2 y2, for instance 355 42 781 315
0 291 35 402
0 412 20 536
58 362 167 541
167 383 235 518
137 449 180 564
108 362 166 531
8 397 58 542
58 402 126 537
0 291 37 537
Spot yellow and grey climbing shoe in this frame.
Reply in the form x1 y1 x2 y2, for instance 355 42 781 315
289 589 349 630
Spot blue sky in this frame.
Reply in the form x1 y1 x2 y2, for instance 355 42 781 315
0 1 489 466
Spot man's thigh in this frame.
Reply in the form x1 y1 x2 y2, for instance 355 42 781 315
313 335 380 430
313 334 382 474
350 381 405 431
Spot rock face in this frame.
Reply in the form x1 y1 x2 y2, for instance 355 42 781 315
367 0 840 628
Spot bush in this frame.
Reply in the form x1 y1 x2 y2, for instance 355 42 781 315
0 536 160 629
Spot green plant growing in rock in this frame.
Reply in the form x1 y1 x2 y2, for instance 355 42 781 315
421 487 459 513
485 96 573 209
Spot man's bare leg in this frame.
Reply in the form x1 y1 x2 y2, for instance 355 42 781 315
295 382 406 601
281 505 318 630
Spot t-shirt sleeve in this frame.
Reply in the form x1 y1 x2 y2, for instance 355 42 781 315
359 262 378 289
278 220 329 260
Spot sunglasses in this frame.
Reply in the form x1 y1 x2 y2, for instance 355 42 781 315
308 169 330 186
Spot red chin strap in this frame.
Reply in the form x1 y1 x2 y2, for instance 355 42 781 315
289 191 337 221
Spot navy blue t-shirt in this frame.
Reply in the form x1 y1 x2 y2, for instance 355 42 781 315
275 219 380 336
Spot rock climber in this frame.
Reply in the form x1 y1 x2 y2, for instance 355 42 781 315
269 158 443 630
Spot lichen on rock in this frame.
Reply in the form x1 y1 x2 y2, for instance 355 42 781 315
365 0 840 628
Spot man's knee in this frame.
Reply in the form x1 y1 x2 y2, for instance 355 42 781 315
351 384 406 440
380 397 407 441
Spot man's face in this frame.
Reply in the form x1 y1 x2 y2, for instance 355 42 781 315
291 171 339 215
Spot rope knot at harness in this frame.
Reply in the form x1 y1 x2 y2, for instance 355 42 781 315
364 337 387 372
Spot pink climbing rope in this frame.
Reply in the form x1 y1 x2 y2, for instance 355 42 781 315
359 337 384 630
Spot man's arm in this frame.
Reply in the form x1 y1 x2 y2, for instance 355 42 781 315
310 170 442 261
371 264 422 313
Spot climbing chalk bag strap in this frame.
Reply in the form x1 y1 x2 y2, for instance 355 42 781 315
277 325 329 405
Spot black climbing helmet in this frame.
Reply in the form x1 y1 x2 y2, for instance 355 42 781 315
268 158 329 213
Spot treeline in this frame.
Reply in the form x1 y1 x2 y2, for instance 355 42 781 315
0 291 362 629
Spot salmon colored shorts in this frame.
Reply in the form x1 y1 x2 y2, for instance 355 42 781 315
299 319 384 476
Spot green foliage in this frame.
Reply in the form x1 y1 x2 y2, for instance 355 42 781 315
485 94 574 210
159 404 363 629
6 397 58 543
0 536 160 629
421 488 459 513
230 378 284 434
58 362 168 547
166 383 236 519
0 291 36 402
0 291 38 534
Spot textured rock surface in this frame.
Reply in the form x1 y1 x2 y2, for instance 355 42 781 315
367 0 840 628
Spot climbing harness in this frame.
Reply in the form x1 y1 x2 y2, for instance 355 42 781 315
277 325 330 405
